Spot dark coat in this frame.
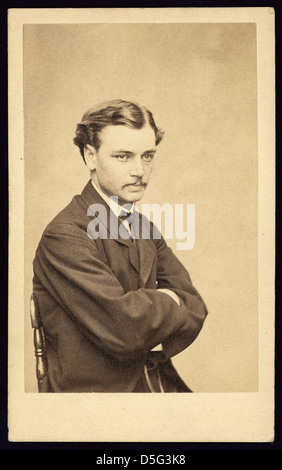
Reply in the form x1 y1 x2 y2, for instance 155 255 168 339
33 181 208 392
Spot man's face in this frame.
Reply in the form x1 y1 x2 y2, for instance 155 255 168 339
88 125 157 204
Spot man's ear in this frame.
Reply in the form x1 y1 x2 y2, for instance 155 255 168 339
84 144 97 171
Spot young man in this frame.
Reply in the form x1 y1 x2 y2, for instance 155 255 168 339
32 99 208 393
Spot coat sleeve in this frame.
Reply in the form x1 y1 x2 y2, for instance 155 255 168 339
34 223 198 363
155 236 208 361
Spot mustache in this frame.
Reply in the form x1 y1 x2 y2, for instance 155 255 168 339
123 181 147 188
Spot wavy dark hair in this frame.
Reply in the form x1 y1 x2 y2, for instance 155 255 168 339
73 99 164 163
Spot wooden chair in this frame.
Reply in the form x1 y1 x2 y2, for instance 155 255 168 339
30 293 49 392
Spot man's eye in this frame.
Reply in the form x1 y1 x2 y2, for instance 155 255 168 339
115 155 129 161
142 154 154 162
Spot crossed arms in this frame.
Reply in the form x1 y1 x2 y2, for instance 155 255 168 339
35 223 208 364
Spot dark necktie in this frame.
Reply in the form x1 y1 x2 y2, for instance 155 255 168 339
118 210 131 220
118 210 140 272
118 210 132 235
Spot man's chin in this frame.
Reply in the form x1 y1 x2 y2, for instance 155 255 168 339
120 187 145 203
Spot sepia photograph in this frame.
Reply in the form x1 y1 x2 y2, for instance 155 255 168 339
8 7 275 442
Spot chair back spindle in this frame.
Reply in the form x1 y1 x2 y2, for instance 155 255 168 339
30 294 48 392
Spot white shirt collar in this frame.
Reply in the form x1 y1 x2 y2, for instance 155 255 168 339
91 180 135 218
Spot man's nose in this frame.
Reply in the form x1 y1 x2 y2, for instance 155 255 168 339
130 156 145 177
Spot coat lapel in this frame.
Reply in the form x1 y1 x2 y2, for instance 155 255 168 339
136 238 156 287
81 180 130 245
80 181 151 275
